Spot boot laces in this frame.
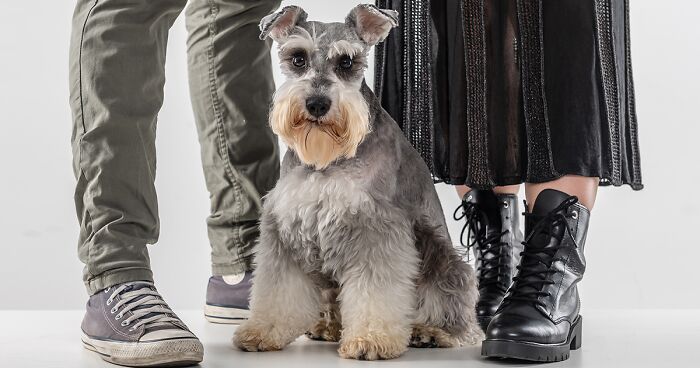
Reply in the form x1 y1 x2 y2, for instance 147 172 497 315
454 201 510 292
104 281 182 332
503 196 579 309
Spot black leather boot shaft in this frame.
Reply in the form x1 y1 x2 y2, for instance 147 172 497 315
456 189 523 330
526 189 588 321
482 189 590 362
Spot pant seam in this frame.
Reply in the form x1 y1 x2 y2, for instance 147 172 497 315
205 0 246 257
77 0 100 280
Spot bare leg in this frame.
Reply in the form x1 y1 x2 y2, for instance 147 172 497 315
456 185 520 198
525 175 599 210
456 185 471 198
494 185 520 195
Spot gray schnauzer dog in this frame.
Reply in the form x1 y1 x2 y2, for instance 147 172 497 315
233 4 484 360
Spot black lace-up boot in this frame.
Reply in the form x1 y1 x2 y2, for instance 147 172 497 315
482 189 590 362
455 189 523 331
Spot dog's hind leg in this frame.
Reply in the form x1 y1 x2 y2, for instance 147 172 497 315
233 215 321 352
411 220 485 348
305 286 342 342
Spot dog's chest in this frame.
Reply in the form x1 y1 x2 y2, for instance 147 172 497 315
267 169 373 259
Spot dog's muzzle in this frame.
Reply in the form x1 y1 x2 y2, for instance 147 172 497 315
306 96 331 118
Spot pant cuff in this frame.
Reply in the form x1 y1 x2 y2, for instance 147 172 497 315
85 268 154 295
212 258 254 276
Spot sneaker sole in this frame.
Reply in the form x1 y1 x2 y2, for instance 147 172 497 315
81 332 203 367
204 304 250 324
481 315 582 362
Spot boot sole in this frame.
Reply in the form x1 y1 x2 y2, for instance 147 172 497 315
204 304 250 324
481 315 582 362
81 332 203 367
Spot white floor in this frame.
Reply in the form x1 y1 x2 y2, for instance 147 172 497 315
1 309 698 368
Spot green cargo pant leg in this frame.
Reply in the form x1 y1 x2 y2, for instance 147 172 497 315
69 0 187 294
185 0 282 276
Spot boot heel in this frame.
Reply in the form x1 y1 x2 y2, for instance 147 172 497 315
569 315 583 350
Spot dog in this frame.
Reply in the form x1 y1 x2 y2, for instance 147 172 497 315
233 4 484 360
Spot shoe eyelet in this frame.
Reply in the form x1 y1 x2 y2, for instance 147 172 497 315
104 287 111 293
502 201 509 208
121 321 130 327
106 298 113 306
571 210 579 219
110 307 118 314
115 314 122 320
467 195 473 201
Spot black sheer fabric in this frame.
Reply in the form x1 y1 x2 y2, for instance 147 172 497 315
375 0 643 190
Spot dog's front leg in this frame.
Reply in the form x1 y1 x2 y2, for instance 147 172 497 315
233 217 320 352
334 222 420 360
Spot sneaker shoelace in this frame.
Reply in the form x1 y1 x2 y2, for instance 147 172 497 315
454 201 510 293
105 281 182 332
503 196 579 309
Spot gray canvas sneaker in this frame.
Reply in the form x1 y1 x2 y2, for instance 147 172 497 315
81 281 203 367
204 272 252 324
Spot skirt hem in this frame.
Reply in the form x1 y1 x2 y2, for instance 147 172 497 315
438 172 644 191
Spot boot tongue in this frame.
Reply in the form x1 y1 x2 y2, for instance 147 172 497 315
464 189 501 228
532 189 572 216
525 189 573 249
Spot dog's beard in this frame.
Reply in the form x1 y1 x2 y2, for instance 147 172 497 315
270 82 370 169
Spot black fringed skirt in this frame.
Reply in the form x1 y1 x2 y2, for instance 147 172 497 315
374 0 643 190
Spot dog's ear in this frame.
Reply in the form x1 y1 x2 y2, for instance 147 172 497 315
346 4 398 46
259 5 308 41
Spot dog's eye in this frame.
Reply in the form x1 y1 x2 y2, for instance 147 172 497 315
292 55 306 68
338 56 353 70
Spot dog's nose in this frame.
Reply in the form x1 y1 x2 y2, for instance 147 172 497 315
306 96 331 118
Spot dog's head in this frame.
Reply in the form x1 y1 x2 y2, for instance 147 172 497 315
260 4 398 169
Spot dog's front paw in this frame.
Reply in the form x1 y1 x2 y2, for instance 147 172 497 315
410 324 461 348
338 335 407 360
233 322 284 352
461 322 486 345
306 317 342 342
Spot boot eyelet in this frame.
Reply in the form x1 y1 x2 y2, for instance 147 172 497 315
121 321 130 327
110 307 118 314
106 298 113 306
115 314 122 320
571 210 579 219
502 201 509 208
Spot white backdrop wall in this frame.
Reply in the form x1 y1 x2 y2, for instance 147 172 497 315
0 0 698 310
